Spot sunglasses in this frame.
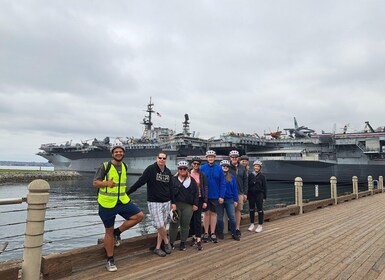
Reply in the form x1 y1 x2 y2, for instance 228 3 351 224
222 165 229 168
178 167 188 170
158 157 167 160
192 162 201 165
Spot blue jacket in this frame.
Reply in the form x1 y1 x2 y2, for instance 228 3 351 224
200 163 226 199
224 174 239 202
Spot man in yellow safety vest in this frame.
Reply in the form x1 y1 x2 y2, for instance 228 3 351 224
93 143 144 272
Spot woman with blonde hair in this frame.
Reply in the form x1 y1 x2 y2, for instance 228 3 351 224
169 161 198 251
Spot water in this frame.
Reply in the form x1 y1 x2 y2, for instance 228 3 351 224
0 175 368 261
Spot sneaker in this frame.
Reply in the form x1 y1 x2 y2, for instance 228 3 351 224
232 234 240 241
191 237 197 247
210 234 218 243
114 234 121 247
255 225 263 233
202 233 209 243
217 232 224 240
106 259 117 272
153 248 166 257
179 242 186 251
164 243 172 254
236 229 241 237
197 241 203 251
170 243 175 250
248 224 255 232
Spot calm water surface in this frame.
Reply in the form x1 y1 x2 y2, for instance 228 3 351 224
0 173 365 261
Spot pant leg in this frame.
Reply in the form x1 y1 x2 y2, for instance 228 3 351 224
256 192 264 225
179 202 194 242
216 203 225 234
248 193 256 224
192 197 204 237
224 199 236 236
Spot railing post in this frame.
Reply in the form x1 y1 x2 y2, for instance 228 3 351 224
352 176 358 199
295 177 303 215
368 176 373 195
330 176 337 205
21 179 50 280
380 176 384 193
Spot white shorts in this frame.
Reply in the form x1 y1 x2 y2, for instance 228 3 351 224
147 201 170 229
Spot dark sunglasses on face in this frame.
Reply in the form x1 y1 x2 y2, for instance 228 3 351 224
178 167 188 170
192 162 200 165
158 157 167 160
222 165 229 168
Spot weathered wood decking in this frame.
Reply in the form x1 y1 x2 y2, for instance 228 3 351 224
59 192 385 280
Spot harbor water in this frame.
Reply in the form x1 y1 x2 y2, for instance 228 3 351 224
0 173 367 261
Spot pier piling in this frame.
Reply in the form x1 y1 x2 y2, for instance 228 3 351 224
330 176 337 205
295 177 303 214
21 179 50 280
352 176 359 199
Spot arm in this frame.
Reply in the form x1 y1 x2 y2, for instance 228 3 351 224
262 175 267 199
93 164 114 188
232 176 239 202
242 168 248 194
201 172 209 203
126 165 151 194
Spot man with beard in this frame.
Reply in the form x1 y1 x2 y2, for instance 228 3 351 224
93 143 144 272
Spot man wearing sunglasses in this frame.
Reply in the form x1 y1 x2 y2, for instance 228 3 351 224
127 151 176 257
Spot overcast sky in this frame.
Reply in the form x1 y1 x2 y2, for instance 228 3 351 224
1 1 385 162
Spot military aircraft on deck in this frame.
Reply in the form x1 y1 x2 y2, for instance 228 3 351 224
284 117 315 138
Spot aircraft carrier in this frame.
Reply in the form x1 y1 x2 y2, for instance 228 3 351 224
37 98 207 174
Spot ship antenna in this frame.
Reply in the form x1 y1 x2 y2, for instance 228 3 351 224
141 97 155 140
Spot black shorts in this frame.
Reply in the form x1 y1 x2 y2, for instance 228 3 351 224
203 199 219 213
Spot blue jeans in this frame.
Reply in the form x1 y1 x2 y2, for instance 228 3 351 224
217 199 236 236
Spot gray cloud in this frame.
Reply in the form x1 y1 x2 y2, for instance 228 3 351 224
1 0 385 161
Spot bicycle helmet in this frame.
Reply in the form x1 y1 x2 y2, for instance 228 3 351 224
177 161 189 169
168 210 179 223
110 143 125 153
220 159 230 166
229 150 240 157
190 157 202 163
205 150 216 157
253 160 263 166
240 155 249 161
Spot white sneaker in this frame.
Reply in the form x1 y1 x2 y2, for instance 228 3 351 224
255 225 263 233
106 259 117 272
248 224 255 231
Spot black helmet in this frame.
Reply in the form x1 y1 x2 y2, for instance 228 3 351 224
240 155 249 161
190 157 202 163
168 210 179 223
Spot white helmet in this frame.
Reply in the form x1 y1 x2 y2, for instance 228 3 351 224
229 150 240 157
206 150 216 157
177 161 189 169
253 160 263 166
220 159 230 166
110 143 125 153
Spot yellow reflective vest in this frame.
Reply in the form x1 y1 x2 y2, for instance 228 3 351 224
97 162 130 208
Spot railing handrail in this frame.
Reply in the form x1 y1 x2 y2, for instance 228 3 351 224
0 197 27 205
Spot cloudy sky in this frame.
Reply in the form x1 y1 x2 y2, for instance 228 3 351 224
1 1 385 162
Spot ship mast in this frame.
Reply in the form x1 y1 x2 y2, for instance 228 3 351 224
182 114 191 137
141 97 155 140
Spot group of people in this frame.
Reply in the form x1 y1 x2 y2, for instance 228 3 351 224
93 145 267 272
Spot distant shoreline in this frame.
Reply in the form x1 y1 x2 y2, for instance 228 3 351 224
0 171 82 184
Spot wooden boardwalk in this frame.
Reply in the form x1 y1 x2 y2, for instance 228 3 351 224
60 192 385 279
